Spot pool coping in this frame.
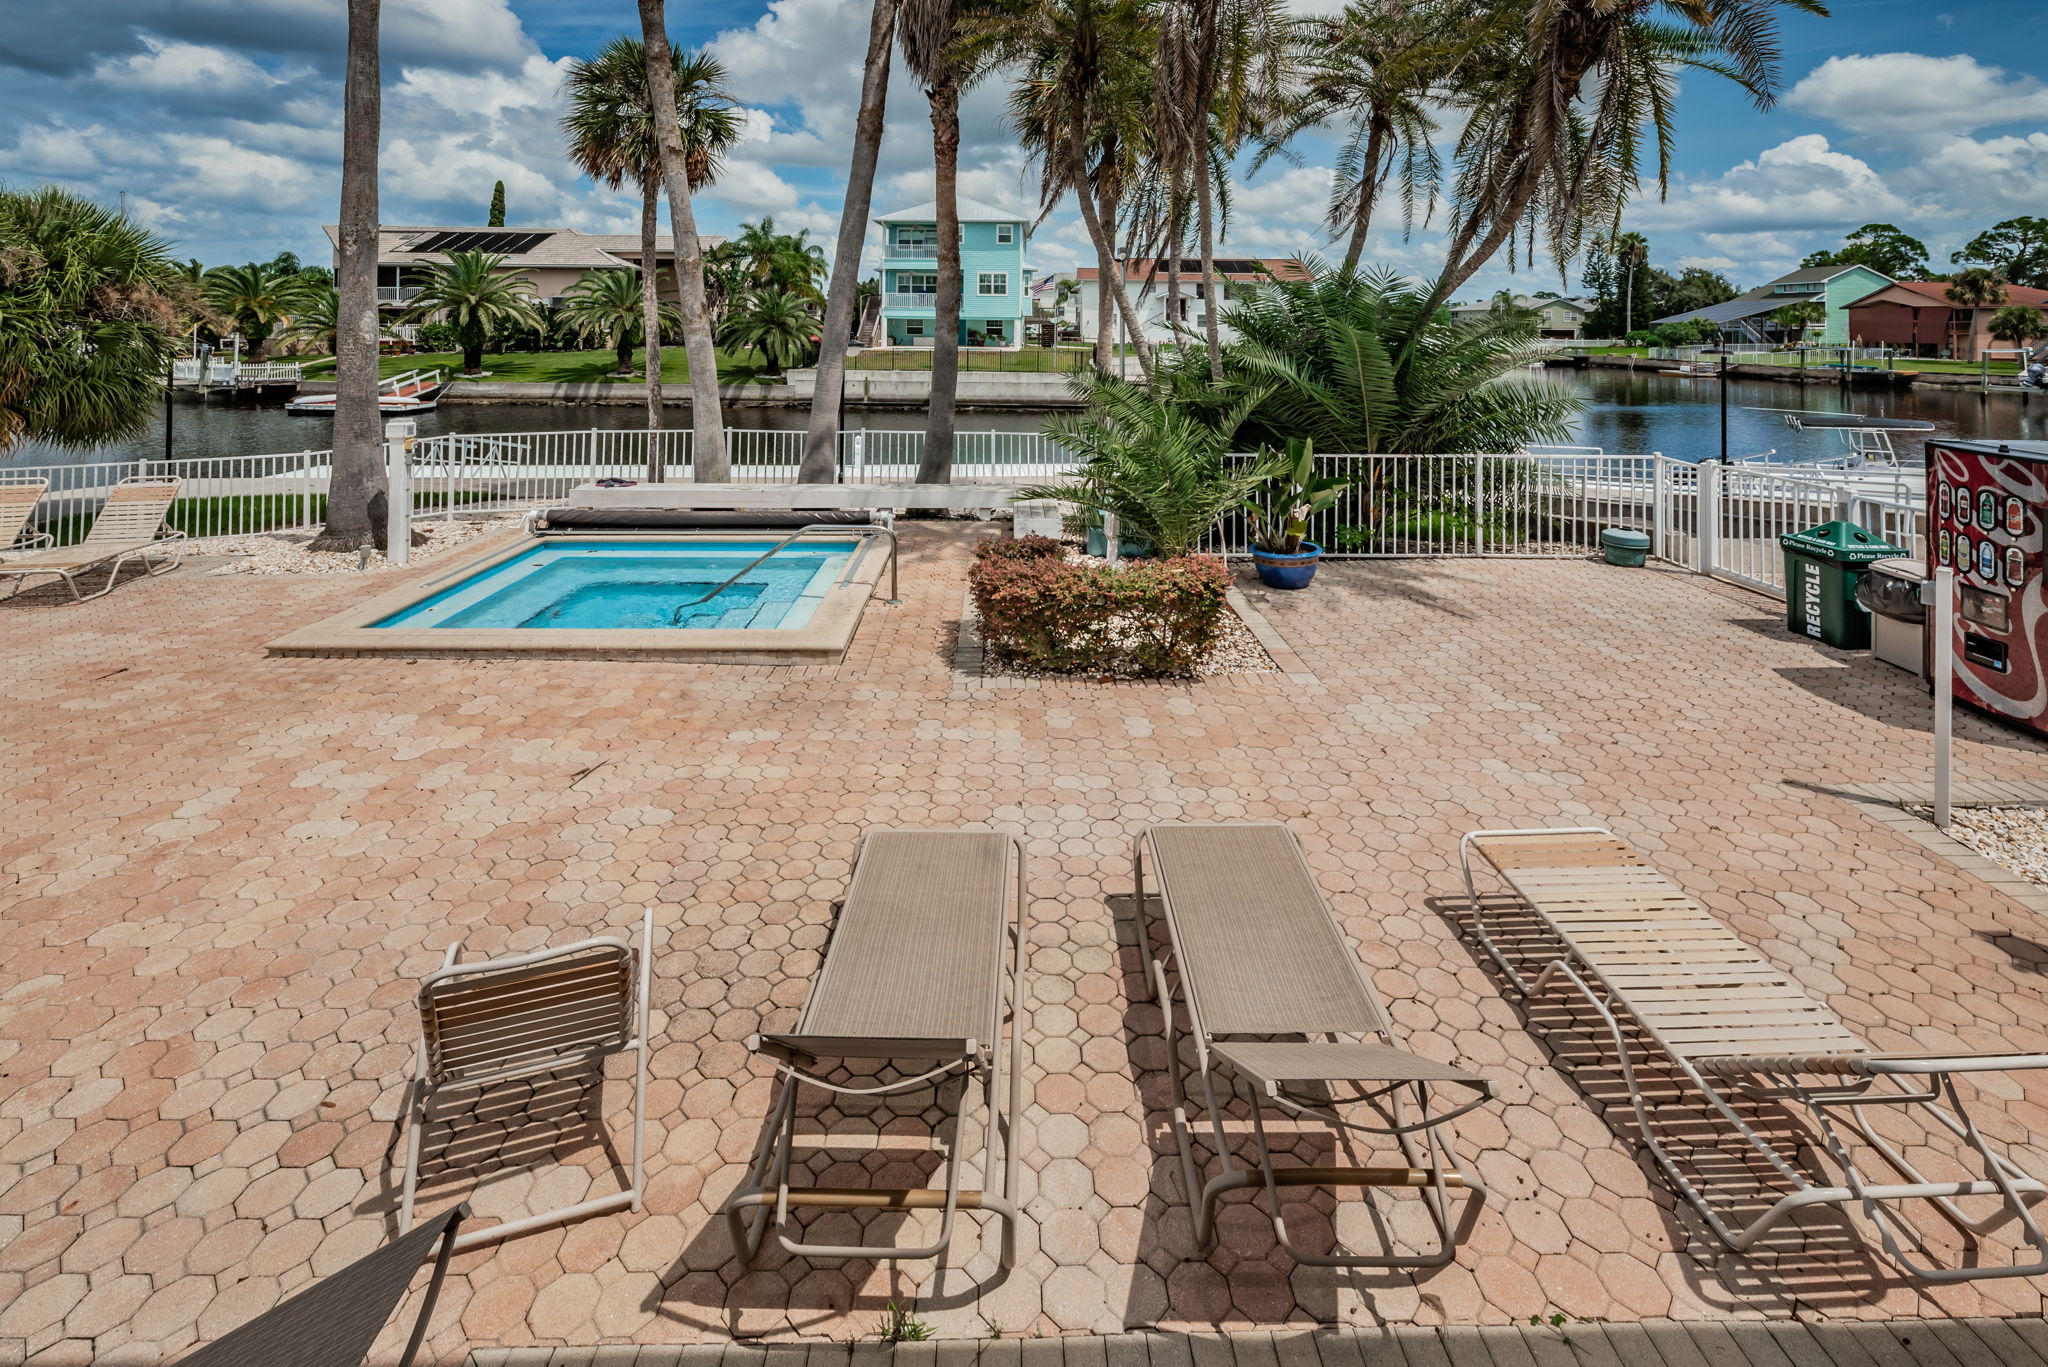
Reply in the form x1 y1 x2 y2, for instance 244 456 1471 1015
263 529 893 664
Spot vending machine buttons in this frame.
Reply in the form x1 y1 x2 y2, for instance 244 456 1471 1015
2008 496 2026 537
1979 488 1999 530
2007 544 2026 587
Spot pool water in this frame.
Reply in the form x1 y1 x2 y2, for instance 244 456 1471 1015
375 539 857 630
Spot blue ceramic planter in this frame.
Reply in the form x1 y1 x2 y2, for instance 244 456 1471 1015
1251 541 1322 589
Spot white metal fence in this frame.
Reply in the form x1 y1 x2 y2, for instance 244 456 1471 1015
2 430 1925 601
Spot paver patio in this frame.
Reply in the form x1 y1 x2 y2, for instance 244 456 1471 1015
5 523 2048 1365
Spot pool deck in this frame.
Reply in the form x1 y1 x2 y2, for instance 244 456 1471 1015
6 523 2048 1364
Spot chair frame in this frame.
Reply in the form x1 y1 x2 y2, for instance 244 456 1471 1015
399 909 653 1254
0 478 52 554
1135 824 1494 1270
1462 825 2048 1283
0 475 187 601
723 832 1025 1268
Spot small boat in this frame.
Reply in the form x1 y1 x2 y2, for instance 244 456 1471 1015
288 368 445 416
1659 364 1713 378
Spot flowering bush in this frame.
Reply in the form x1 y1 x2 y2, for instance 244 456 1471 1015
969 539 1231 677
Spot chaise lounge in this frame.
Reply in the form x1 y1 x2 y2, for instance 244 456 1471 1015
1462 825 2048 1282
1135 822 1496 1268
0 475 186 601
724 829 1026 1267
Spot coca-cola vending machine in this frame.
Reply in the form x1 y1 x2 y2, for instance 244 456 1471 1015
1928 438 2048 734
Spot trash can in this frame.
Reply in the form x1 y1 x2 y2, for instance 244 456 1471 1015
1855 556 1928 676
1779 521 1907 649
1600 527 1650 567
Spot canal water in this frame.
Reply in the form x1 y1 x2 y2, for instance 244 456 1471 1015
6 367 2041 470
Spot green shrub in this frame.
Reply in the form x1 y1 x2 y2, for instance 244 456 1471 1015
969 541 1231 677
979 533 1065 562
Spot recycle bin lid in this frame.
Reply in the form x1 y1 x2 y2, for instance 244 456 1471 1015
1777 520 1906 564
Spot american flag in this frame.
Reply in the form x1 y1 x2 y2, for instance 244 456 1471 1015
1029 274 1057 296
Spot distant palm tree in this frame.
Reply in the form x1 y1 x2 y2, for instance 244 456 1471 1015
558 268 676 374
1946 267 2009 310
0 187 180 455
1770 299 1824 337
1612 232 1649 335
278 286 343 355
728 217 829 298
562 36 740 455
1988 304 2047 351
719 289 818 376
203 262 310 356
802 0 903 482
405 250 544 376
314 0 388 552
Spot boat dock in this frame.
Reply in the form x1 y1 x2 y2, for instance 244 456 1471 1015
169 359 303 402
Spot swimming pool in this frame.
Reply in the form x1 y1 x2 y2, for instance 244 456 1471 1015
267 530 894 664
374 539 855 631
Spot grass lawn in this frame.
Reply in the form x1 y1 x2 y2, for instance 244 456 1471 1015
292 348 778 386
37 491 498 547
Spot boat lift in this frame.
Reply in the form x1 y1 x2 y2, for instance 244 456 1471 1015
1741 408 1935 467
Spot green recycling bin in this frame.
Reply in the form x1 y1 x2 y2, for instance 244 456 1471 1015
1779 520 1907 648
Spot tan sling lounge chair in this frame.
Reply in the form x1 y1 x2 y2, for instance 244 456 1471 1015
399 910 653 1252
0 479 52 553
1462 826 2048 1282
0 475 186 601
724 830 1025 1266
1135 823 1496 1269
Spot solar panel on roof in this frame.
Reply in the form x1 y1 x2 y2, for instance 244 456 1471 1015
409 230 552 255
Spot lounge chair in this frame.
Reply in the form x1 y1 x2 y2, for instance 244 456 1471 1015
724 829 1025 1266
176 1205 466 1367
399 910 653 1252
0 478 51 553
0 475 185 601
1134 823 1496 1268
1461 826 2048 1282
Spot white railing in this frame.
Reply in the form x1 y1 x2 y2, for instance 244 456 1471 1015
2 433 1926 601
882 244 939 259
171 360 304 385
884 292 937 310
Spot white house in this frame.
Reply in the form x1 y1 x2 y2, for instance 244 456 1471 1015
1446 294 1596 339
1075 257 1312 345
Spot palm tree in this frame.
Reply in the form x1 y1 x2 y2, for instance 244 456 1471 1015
405 250 544 376
1420 0 1823 321
0 187 180 455
563 37 740 463
1988 304 2047 351
203 262 310 357
1259 4 1448 275
728 218 829 298
312 0 388 553
898 0 984 483
1770 299 1824 339
718 289 818 376
1613 232 1649 336
277 286 343 355
635 3 741 482
558 268 676 374
802 0 903 483
1946 267 2009 310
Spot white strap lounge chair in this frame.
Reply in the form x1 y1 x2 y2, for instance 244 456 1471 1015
0 479 51 554
1462 826 2048 1282
0 475 186 601
723 829 1025 1267
1136 823 1496 1269
399 909 653 1253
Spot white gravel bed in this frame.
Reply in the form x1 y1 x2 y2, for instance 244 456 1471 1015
1906 804 2048 887
200 516 522 576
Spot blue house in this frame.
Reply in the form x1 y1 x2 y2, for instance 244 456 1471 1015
874 198 1031 348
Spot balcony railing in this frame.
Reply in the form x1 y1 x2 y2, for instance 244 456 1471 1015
377 285 424 303
882 243 939 260
883 292 937 310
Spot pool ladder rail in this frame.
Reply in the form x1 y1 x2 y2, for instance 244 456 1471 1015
663 524 900 626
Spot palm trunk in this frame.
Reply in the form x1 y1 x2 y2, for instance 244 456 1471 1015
310 0 388 553
637 0 727 481
1094 266 1115 373
918 72 961 486
638 183 664 476
1339 120 1385 275
1165 245 1181 346
1194 150 1223 382
802 0 899 483
1068 121 1153 385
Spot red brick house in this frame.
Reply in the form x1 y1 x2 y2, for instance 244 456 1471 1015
1844 280 2048 361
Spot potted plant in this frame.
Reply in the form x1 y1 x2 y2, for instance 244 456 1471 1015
1244 438 1352 589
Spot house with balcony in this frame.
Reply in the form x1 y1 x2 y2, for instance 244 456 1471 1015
1447 293 1595 338
1650 263 1891 345
1074 257 1312 344
323 224 725 313
1845 279 2048 360
874 199 1031 347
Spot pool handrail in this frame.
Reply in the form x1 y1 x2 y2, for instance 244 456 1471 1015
667 524 899 619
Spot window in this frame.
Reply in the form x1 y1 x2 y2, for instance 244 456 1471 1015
984 320 1007 341
978 272 1008 296
895 226 937 247
903 318 926 336
995 224 1016 245
896 273 937 294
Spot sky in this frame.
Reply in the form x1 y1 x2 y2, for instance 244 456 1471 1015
0 0 2041 308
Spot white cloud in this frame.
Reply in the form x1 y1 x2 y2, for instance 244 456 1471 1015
1631 134 1920 236
95 37 281 95
161 133 319 208
1789 53 2048 142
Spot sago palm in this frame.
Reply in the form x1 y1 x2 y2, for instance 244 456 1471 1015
558 268 677 374
405 250 543 375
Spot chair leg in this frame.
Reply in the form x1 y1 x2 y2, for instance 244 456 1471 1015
399 1066 429 1234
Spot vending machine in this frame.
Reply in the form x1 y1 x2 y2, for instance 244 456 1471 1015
1928 438 2048 735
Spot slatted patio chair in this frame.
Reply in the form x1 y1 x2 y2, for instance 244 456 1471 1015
1134 823 1497 1269
0 475 186 601
0 478 51 553
176 1205 466 1367
400 910 653 1253
1461 825 2048 1282
723 830 1025 1267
